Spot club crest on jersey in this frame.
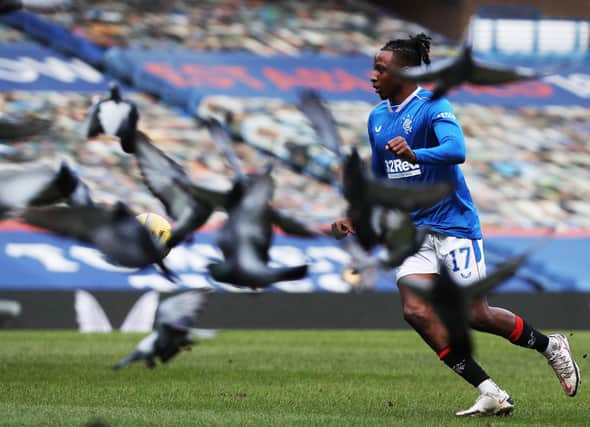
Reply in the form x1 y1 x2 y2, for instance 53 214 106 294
402 115 413 134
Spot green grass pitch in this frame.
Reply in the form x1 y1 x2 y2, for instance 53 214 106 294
0 330 587 426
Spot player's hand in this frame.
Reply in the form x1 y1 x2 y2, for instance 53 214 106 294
329 219 355 240
385 136 417 163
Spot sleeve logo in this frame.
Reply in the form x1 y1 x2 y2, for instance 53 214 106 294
436 112 456 120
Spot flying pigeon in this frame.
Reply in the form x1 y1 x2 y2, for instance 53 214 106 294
134 130 214 247
342 148 443 252
395 45 540 100
85 83 138 153
208 171 308 289
22 201 177 280
402 253 529 356
113 291 208 369
0 161 78 215
173 119 318 238
0 112 51 141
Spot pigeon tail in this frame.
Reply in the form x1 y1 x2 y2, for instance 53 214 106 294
269 264 309 284
112 350 143 371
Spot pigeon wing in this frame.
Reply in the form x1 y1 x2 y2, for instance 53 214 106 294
471 60 540 85
156 291 207 330
0 162 74 211
297 90 342 157
174 177 230 209
207 118 243 177
463 253 528 300
135 131 214 242
395 55 460 82
269 209 319 238
22 204 114 242
367 181 452 212
0 113 51 141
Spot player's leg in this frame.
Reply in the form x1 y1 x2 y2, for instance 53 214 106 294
397 278 513 416
439 235 581 398
397 279 447 351
397 235 513 416
430 234 513 416
469 296 581 397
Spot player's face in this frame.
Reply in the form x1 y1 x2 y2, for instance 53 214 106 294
370 50 404 100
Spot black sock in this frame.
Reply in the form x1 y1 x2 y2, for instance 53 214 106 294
508 315 550 353
439 348 490 388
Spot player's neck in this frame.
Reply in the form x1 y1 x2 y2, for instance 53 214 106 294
390 84 418 106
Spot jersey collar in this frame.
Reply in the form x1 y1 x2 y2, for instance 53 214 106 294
387 86 423 113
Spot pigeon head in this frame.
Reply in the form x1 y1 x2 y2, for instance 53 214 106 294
109 82 122 102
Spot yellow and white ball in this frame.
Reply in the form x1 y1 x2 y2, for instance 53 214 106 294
136 212 172 256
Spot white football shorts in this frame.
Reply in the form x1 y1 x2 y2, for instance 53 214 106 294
396 232 486 286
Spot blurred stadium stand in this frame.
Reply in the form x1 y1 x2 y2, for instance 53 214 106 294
0 1 589 328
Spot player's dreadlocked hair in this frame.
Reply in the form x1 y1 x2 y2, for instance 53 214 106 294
381 33 432 66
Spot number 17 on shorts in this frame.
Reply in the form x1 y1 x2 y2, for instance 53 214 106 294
440 236 486 286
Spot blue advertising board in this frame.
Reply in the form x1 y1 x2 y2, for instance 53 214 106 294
0 223 587 293
0 42 108 92
104 48 590 108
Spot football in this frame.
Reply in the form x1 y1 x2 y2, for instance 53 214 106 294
136 212 172 254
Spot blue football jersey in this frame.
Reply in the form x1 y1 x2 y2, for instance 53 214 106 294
367 87 482 239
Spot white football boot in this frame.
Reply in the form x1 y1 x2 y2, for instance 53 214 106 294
456 389 514 417
545 333 581 397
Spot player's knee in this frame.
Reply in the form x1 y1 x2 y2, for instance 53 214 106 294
403 304 433 329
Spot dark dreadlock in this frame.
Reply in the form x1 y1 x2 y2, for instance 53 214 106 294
381 33 432 66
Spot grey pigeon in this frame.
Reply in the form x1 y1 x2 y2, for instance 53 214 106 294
85 83 138 154
134 131 214 247
175 119 318 238
343 148 442 253
0 161 78 215
402 254 529 356
208 171 308 289
22 201 177 280
113 291 208 370
0 112 51 141
395 45 540 100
